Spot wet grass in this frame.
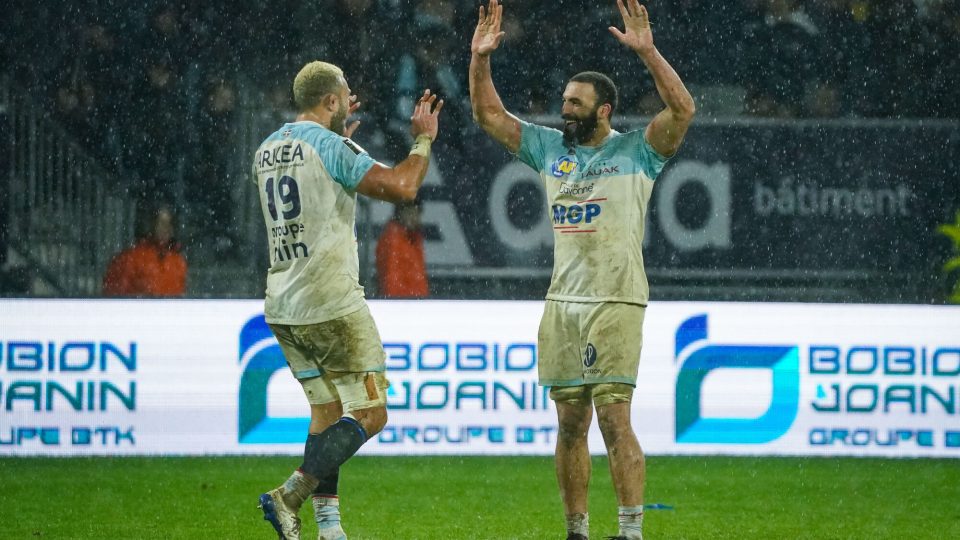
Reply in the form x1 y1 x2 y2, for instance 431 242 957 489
1 455 958 539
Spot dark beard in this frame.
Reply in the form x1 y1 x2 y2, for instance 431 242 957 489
562 110 599 147
330 104 348 135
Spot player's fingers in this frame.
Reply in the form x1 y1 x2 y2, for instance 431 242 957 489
638 3 649 25
419 94 434 114
345 120 360 137
616 0 629 21
432 98 445 115
478 4 485 23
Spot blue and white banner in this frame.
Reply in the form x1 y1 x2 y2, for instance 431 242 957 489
1 300 958 457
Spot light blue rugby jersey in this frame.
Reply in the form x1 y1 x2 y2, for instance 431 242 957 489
516 119 669 305
252 120 376 324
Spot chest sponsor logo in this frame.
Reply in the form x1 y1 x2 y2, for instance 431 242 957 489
558 182 594 196
582 165 620 179
550 156 578 178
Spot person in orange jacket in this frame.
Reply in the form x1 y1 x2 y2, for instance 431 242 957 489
102 203 187 296
376 199 428 298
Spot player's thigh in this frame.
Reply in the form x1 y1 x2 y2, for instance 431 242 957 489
581 302 645 385
270 323 341 406
291 305 387 373
538 300 587 387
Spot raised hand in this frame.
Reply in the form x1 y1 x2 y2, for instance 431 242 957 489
471 0 506 57
609 0 654 55
410 89 444 141
344 94 361 138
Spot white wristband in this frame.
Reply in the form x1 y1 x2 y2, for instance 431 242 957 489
409 134 432 158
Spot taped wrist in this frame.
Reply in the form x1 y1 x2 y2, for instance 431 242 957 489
409 134 432 158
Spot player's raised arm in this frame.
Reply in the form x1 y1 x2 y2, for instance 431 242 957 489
469 0 522 154
609 0 695 157
355 89 443 203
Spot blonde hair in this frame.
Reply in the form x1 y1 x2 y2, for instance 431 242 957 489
292 61 345 111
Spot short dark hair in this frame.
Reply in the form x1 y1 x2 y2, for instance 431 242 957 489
569 71 619 115
135 201 176 240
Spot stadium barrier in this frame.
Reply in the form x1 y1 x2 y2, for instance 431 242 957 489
2 77 136 296
2 299 958 458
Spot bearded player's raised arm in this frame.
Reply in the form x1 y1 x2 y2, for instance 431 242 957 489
469 0 522 154
609 0 695 157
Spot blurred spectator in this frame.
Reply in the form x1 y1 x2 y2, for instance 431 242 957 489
393 2 470 144
296 0 401 132
806 0 866 117
190 76 239 256
122 53 186 201
102 203 187 297
376 200 429 298
391 18 472 141
743 0 822 117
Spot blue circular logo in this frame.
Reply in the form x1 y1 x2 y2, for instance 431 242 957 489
551 156 578 177
583 343 597 367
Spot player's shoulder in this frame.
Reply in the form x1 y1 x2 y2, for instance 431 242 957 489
523 119 563 137
520 120 564 150
610 128 662 154
611 127 644 143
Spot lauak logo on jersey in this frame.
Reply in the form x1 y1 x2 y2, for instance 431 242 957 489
550 156 578 177
674 314 800 444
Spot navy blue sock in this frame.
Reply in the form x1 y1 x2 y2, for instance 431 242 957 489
313 469 339 497
301 417 367 480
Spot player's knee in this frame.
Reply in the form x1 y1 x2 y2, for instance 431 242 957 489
552 387 592 441
350 405 387 437
335 371 390 435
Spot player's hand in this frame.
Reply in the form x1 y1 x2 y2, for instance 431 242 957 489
609 0 655 55
472 0 506 57
410 89 444 141
344 94 361 138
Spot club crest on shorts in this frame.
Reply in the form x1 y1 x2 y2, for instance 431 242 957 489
583 343 597 367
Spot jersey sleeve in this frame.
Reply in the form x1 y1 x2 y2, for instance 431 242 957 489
319 135 377 190
516 120 560 172
629 130 671 180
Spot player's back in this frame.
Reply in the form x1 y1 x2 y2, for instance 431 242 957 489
252 121 376 325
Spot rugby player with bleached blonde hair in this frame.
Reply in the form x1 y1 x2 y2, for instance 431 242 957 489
254 59 443 540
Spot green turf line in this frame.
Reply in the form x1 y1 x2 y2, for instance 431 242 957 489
1 456 958 539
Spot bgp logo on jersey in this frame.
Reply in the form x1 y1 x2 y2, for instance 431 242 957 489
550 156 578 178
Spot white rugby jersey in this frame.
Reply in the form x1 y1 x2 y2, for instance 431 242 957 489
252 121 376 324
516 120 670 305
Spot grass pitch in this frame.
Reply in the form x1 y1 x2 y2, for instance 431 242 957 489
1 455 958 539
